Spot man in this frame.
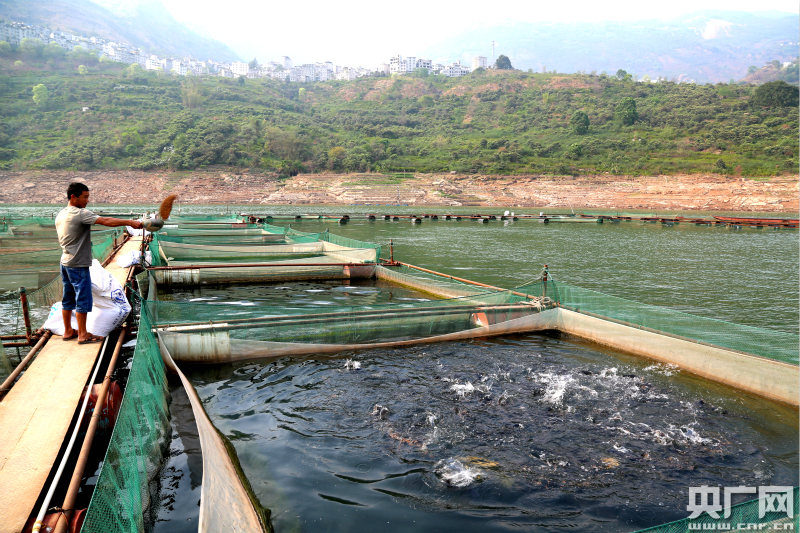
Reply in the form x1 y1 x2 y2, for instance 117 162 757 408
56 182 143 343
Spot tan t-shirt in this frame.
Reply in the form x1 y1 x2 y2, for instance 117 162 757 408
55 206 99 267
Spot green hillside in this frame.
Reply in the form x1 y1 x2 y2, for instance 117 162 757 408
1 49 798 178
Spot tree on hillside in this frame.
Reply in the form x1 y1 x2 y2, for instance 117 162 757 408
19 38 44 58
751 80 799 108
32 84 48 107
327 147 346 170
615 97 638 125
615 69 633 81
238 75 245 85
248 57 259 70
747 65 758 74
45 42 65 60
0 41 11 55
570 110 590 135
495 55 513 70
78 65 87 75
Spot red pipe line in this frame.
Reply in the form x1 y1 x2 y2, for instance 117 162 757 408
54 259 139 532
53 326 128 533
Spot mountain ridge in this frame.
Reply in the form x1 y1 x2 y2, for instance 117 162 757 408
0 0 240 61
420 10 798 83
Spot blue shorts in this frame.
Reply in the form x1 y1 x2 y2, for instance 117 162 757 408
61 265 93 314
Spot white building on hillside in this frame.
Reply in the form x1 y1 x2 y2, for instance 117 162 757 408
471 56 487 71
283 56 293 69
231 61 249 76
440 60 470 77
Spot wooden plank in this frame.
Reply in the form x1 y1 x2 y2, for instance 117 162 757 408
0 236 141 533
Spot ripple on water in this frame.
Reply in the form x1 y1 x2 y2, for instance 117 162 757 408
186 334 798 533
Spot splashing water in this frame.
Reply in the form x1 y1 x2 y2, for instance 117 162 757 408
434 458 482 488
187 335 798 533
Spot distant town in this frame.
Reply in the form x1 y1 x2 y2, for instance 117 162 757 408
0 19 491 81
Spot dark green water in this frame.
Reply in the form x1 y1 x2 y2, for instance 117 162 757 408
0 205 796 532
151 277 797 533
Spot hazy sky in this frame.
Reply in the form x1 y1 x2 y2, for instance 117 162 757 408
159 0 799 65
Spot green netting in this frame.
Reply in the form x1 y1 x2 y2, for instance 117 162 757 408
0 232 122 291
150 277 553 346
82 299 171 533
157 227 287 245
0 228 121 250
379 264 499 298
320 229 382 257
633 487 798 532
552 281 800 365
164 222 259 230
284 227 323 244
0 216 57 231
167 215 243 222
149 233 379 265
0 273 64 336
262 223 288 235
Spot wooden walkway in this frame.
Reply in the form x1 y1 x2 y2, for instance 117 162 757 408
0 236 141 533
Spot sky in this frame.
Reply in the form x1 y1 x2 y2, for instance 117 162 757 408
157 0 799 65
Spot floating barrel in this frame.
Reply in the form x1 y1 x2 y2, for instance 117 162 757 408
481 218 489 224
384 215 391 220
489 215 496 220
295 215 302 219
368 215 376 220
456 216 462 221
431 215 438 220
393 216 399 221
413 217 422 224
445 215 451 220
339 217 348 224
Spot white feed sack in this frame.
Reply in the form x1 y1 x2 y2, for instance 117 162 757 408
116 250 152 268
43 260 132 337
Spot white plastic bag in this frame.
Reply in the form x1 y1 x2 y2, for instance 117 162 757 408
126 226 151 237
115 250 152 268
44 260 131 338
42 302 77 336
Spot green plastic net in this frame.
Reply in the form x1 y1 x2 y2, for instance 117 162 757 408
157 227 287 245
632 487 798 532
552 282 800 365
149 228 381 268
0 231 123 293
0 273 64 338
82 300 171 533
166 215 244 222
147 272 556 362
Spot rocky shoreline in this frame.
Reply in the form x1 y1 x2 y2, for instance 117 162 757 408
1 170 797 212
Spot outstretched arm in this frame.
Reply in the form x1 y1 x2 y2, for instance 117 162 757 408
95 217 143 229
